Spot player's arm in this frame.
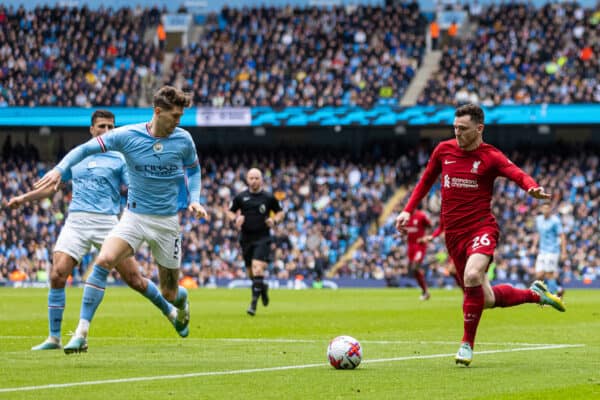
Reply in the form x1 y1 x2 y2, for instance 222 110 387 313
266 210 284 229
530 231 539 254
494 151 550 200
6 168 70 209
185 163 207 219
396 148 442 231
227 196 244 229
559 232 567 261
35 136 105 191
266 195 284 228
5 184 59 209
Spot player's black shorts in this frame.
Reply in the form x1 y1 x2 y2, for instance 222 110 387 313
241 237 272 268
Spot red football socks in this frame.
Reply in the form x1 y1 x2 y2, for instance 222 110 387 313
492 284 540 307
414 269 428 293
462 285 484 348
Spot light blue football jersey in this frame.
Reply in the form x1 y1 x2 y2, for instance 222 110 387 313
536 214 563 254
97 123 198 215
61 152 127 215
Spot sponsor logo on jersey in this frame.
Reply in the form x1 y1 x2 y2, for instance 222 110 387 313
443 174 478 189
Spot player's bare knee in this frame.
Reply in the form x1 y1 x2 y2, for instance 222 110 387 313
463 269 482 286
49 268 69 288
95 253 118 269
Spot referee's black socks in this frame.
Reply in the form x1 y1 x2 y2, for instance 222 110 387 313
251 276 264 306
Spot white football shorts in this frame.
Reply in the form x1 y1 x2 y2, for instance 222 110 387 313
54 212 119 264
107 209 182 269
534 252 560 273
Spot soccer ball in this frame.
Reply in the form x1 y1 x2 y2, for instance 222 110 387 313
327 335 362 369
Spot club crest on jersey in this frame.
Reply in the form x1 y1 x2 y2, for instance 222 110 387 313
153 142 164 153
471 161 481 173
259 204 266 214
444 174 450 188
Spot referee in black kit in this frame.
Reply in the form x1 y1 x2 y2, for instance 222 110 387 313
228 168 284 316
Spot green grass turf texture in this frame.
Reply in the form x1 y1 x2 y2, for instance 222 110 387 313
0 287 598 399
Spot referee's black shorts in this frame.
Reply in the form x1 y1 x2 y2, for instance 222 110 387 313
241 237 272 268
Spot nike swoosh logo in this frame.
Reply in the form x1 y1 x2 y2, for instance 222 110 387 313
444 160 456 164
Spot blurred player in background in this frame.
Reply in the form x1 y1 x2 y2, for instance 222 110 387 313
35 86 207 352
531 203 567 296
396 104 565 367
227 168 284 316
7 110 183 351
402 205 432 300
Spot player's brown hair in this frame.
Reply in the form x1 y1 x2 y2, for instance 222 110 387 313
91 110 115 125
153 86 191 110
455 104 484 125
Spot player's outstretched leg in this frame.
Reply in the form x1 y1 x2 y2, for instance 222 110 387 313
32 288 65 350
530 281 566 312
455 342 473 366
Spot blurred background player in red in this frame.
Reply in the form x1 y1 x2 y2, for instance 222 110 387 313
402 204 432 300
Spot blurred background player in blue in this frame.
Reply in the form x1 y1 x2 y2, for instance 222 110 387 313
7 110 184 351
35 86 207 352
532 203 567 296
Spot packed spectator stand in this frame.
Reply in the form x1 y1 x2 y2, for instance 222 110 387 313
167 4 426 107
419 2 600 105
0 4 164 107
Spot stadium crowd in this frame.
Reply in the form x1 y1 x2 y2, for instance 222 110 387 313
1 2 598 107
1 142 598 288
163 4 427 107
0 4 164 107
419 2 600 105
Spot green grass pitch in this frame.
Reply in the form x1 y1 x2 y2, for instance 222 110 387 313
1 287 599 399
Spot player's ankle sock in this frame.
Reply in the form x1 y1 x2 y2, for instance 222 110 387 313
414 269 428 293
48 288 66 339
546 279 558 294
75 319 90 338
252 276 263 305
492 284 539 307
462 285 484 349
173 286 188 309
142 278 176 317
80 265 109 324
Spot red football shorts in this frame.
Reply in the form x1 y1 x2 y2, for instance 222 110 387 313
444 225 499 289
408 243 427 263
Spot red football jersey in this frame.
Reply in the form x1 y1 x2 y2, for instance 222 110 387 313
404 139 538 233
405 209 431 245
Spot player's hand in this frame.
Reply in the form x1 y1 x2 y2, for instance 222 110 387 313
235 215 245 229
527 187 550 200
5 196 25 209
265 217 276 228
395 211 411 233
188 202 208 219
419 235 434 244
34 169 62 191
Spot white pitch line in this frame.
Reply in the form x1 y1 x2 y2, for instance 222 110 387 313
0 336 575 347
0 344 584 394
